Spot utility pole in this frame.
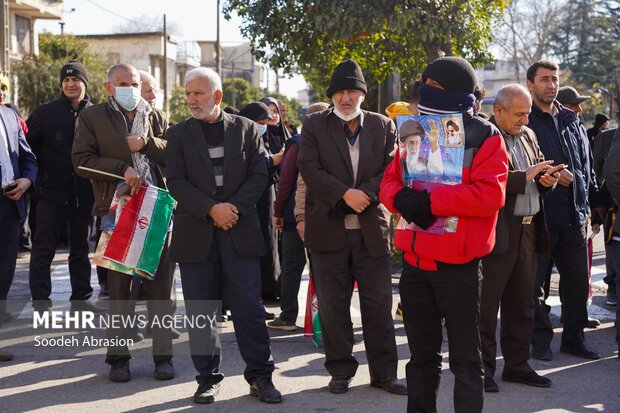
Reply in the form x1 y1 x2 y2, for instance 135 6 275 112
0 0 9 76
59 21 65 35
162 14 168 115
216 0 222 75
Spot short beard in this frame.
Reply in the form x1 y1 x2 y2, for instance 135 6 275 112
191 96 219 121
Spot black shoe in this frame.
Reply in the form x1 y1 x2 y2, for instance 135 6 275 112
370 378 407 395
502 371 551 388
154 359 175 380
586 318 601 329
109 360 130 382
531 348 553 361
194 382 220 404
250 377 282 403
0 349 14 362
71 300 106 314
560 344 600 360
264 307 275 320
484 376 499 392
328 376 352 394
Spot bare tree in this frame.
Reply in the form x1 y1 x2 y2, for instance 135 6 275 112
493 0 566 82
111 15 183 37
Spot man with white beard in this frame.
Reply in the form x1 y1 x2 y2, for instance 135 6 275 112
164 67 282 405
298 59 406 396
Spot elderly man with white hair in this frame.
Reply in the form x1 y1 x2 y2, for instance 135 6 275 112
164 67 282 405
479 84 561 393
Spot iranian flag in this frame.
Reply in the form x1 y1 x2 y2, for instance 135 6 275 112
103 183 174 279
304 273 322 347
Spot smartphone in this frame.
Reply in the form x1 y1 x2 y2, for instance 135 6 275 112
2 183 17 194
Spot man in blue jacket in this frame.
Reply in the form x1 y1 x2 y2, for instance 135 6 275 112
526 60 603 361
0 104 37 361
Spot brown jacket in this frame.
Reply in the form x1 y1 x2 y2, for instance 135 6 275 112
297 109 396 257
72 100 168 214
489 120 550 255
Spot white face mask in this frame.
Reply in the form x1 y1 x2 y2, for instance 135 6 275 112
114 86 141 111
256 123 268 136
332 97 363 122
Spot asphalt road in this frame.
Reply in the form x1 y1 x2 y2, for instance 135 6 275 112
1 233 618 412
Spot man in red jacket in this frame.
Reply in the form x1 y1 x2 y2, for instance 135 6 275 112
380 57 508 413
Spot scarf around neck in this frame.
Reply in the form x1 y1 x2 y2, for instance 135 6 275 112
418 84 476 115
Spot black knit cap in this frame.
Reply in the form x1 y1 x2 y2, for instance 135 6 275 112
326 59 367 98
422 56 477 93
60 60 89 88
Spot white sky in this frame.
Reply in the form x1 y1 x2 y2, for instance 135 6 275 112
36 0 307 98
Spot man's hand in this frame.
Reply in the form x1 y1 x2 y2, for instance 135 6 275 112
342 189 370 213
3 178 31 201
538 163 564 188
296 220 305 241
272 148 285 166
127 134 146 153
273 216 284 231
124 166 142 195
558 168 573 187
525 160 553 181
209 203 239 230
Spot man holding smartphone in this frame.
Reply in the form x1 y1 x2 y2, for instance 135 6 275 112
0 104 37 361
479 84 560 392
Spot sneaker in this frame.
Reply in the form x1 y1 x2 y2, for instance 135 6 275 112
607 289 618 306
394 302 403 321
194 382 220 404
268 317 297 331
109 359 131 382
154 359 175 380
250 377 282 403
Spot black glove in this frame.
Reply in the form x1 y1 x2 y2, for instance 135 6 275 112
394 187 434 229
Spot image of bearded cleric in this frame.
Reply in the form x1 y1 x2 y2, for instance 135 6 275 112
400 120 429 177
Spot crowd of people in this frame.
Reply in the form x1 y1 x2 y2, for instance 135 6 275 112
0 53 618 413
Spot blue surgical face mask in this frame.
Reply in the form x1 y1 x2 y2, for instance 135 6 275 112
114 86 141 111
256 123 267 136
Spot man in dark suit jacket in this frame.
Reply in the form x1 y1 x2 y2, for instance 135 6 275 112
479 84 560 392
0 104 37 361
297 59 405 395
164 67 282 406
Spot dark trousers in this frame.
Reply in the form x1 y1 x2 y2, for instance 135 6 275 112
0 196 20 315
278 229 306 323
179 228 274 386
603 213 616 292
532 225 589 351
400 259 484 413
610 241 620 348
311 229 398 380
480 221 536 378
105 239 174 364
29 199 93 303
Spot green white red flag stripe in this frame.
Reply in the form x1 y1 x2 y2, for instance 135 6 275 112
104 184 174 278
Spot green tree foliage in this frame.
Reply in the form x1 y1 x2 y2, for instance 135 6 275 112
15 32 108 116
168 85 190 124
224 0 507 98
221 77 263 110
552 1 619 90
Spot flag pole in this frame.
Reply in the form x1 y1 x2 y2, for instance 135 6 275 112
77 166 124 181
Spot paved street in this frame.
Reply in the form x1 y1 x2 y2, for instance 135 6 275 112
1 233 619 412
